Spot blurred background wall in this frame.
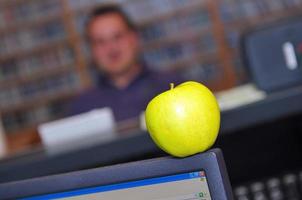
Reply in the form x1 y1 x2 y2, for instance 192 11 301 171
1 0 302 153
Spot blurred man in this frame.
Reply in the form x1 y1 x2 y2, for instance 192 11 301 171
69 5 180 121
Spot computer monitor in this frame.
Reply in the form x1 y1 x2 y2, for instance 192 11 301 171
0 148 233 200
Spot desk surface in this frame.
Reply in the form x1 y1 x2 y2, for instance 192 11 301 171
221 85 302 133
0 86 302 183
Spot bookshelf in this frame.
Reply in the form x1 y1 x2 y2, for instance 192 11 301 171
0 0 84 153
1 0 302 154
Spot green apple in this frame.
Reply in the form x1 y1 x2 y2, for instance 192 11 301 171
145 81 220 157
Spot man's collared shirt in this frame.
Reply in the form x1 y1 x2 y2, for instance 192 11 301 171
68 68 181 122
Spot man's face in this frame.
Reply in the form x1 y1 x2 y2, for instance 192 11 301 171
87 13 139 76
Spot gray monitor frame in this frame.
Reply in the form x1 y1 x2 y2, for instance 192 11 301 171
0 148 233 200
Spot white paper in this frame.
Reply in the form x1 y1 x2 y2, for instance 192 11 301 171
38 107 116 152
216 84 267 111
139 111 147 131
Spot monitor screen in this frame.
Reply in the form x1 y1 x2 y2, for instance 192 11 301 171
23 171 212 200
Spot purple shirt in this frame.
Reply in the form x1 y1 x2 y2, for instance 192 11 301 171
68 68 181 121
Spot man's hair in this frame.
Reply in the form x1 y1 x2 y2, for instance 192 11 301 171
86 4 137 36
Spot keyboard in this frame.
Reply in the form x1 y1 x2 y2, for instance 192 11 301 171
234 171 302 200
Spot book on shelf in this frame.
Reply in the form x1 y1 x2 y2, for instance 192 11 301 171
1 72 81 133
143 34 216 71
219 0 302 25
139 8 210 42
0 0 86 135
0 72 80 107
2 100 68 134
0 47 74 82
1 21 66 56
0 0 61 28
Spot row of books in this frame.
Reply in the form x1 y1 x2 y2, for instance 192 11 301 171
13 0 293 26
0 72 80 109
0 0 61 29
0 21 66 56
0 0 74 134
219 0 302 23
143 34 217 71
68 0 205 21
67 0 124 11
139 9 210 43
0 47 74 81
123 0 205 23
2 100 67 133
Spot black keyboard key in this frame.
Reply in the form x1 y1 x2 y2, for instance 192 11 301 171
282 174 300 200
266 178 284 200
234 186 251 200
299 171 302 195
250 182 269 200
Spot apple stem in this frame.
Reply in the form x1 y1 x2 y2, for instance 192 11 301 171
170 83 174 90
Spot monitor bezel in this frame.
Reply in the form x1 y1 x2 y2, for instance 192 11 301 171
0 148 233 200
